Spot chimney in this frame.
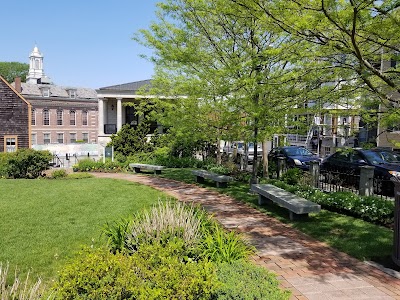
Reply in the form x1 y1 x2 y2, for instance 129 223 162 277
15 77 21 93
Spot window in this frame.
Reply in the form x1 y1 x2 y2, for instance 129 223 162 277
4 136 17 152
82 110 88 126
57 133 64 144
31 108 36 126
31 133 37 145
70 133 76 143
57 109 63 125
43 109 50 125
41 88 50 97
70 110 76 125
68 89 76 99
82 133 89 143
43 133 50 144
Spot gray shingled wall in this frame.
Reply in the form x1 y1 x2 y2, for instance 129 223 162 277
0 79 30 152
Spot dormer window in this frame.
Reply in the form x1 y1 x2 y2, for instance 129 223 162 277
67 89 77 99
40 87 50 97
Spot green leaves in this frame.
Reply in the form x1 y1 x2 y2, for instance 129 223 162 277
0 62 29 83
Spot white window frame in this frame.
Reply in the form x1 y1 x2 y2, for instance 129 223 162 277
57 133 64 144
4 136 17 152
43 133 51 144
43 109 50 126
70 110 76 126
70 133 76 143
57 109 63 126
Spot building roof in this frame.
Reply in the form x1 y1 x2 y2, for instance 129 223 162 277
16 82 97 100
0 76 31 107
98 79 152 92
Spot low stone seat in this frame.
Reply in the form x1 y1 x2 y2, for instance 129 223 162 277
251 184 321 220
129 163 165 175
191 170 233 188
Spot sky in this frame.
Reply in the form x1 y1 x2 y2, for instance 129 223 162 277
0 1 160 89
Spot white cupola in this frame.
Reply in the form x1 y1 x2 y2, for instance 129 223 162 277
26 45 51 84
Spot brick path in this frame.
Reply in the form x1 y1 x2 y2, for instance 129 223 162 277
92 172 400 299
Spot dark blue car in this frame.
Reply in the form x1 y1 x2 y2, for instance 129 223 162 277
268 146 320 171
321 148 400 196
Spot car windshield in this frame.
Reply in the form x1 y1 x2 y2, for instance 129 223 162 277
283 147 312 156
363 150 400 164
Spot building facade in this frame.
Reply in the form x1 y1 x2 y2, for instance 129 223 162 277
0 76 31 152
13 46 98 150
96 80 160 149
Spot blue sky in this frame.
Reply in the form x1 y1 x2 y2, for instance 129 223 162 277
1 1 160 89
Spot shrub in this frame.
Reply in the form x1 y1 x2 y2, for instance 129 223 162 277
73 159 128 172
3 149 52 179
51 169 67 179
205 164 231 175
0 262 45 300
267 179 395 227
214 260 290 300
280 168 303 185
200 221 255 263
125 201 203 254
102 218 131 254
53 244 217 300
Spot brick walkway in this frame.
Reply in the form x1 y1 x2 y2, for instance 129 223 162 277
92 172 400 299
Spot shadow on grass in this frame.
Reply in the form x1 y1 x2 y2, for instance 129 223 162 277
142 168 393 262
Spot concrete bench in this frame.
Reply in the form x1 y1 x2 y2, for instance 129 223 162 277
251 184 321 220
192 170 233 188
129 163 165 174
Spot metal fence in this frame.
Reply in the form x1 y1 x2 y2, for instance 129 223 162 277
272 158 394 200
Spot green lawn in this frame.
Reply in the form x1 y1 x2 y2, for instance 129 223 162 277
0 178 163 281
157 168 393 261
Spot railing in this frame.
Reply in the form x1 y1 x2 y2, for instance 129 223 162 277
104 124 117 134
271 160 394 200
286 134 308 144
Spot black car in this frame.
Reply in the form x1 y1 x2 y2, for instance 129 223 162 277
321 148 400 195
268 146 320 171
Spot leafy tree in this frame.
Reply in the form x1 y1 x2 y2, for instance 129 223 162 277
136 0 313 179
234 0 400 139
0 62 29 83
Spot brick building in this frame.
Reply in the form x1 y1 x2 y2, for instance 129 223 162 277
0 76 31 152
13 46 98 148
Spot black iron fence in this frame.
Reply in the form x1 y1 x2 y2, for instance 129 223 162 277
272 158 394 200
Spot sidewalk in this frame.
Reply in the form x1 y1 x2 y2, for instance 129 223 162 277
92 172 400 300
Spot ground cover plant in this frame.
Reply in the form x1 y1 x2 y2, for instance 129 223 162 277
0 178 163 280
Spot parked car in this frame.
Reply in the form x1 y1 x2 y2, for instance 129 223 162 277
320 148 400 196
268 146 320 171
223 141 262 163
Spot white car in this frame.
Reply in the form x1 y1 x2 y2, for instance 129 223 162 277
223 141 262 163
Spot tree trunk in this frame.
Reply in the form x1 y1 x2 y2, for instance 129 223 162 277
216 137 222 165
250 123 259 185
262 139 269 178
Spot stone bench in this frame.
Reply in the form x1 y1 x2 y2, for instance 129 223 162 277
192 170 233 188
129 163 165 175
251 184 321 220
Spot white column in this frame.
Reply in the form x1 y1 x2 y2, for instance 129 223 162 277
98 98 104 135
117 98 122 132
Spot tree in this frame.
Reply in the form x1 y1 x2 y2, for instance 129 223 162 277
137 0 312 180
0 62 29 83
233 0 400 139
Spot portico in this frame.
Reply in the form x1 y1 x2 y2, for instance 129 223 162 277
96 80 159 148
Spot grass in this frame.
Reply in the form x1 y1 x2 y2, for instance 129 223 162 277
156 168 393 261
0 178 164 281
